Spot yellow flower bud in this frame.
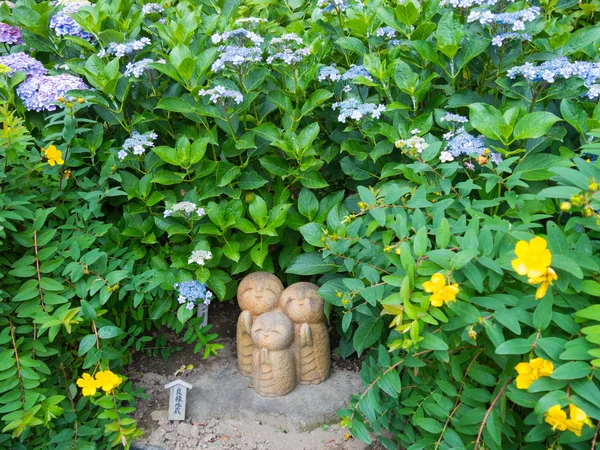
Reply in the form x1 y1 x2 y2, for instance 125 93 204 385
395 248 401 255
571 195 583 206
589 181 599 192
357 201 367 210
78 97 84 103
384 246 392 253
560 202 571 211
583 207 593 217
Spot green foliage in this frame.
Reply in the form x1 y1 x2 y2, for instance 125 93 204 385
0 0 599 448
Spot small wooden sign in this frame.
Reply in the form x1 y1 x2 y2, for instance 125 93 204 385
164 379 192 421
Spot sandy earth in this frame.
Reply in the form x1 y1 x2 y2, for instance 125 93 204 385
126 302 382 450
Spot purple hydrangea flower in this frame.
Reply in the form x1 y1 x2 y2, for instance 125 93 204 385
0 52 47 76
199 85 243 104
0 23 23 45
142 3 163 14
16 74 88 111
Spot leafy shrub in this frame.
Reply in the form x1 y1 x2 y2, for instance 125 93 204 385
0 0 599 448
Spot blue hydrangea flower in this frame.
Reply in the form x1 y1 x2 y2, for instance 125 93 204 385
318 64 341 82
492 32 531 47
440 0 498 7
16 74 88 111
118 131 157 159
440 127 502 165
50 1 93 40
0 52 47 77
266 33 310 65
142 3 163 14
174 280 213 305
199 85 243 105
332 98 385 122
98 38 151 58
211 45 262 72
124 58 155 77
341 65 373 82
468 6 540 31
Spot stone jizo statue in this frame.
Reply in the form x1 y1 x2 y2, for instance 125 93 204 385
236 273 331 397
281 282 330 386
251 312 296 397
236 272 284 377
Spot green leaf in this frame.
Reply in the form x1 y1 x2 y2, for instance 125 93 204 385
436 218 450 249
78 335 97 356
353 316 384 354
468 103 507 142
420 333 449 351
97 326 124 339
533 295 553 330
153 171 185 185
495 338 533 355
551 362 592 380
450 249 479 270
287 253 337 275
513 112 561 140
414 417 443 434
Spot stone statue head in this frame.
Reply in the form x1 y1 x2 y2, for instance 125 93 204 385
251 312 294 351
280 282 325 324
237 272 284 315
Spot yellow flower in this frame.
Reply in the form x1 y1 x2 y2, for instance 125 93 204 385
422 273 459 307
514 357 554 389
94 370 122 394
76 373 97 397
545 404 568 431
569 404 593 428
468 328 477 340
528 267 558 300
511 236 552 278
43 145 64 166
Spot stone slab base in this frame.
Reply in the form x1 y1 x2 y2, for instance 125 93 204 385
186 365 363 432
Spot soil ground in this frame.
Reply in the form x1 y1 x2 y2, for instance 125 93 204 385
126 301 384 450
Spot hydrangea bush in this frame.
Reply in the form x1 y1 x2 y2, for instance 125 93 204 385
0 0 599 448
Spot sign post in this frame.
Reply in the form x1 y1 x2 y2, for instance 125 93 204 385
164 379 193 421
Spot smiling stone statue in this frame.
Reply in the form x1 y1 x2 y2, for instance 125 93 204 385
236 272 284 378
236 274 330 397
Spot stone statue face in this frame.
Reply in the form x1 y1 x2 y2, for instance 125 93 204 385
237 272 284 315
280 282 325 323
251 312 294 351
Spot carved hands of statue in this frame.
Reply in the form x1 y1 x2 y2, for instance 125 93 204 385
260 347 270 365
300 323 313 347
241 310 252 335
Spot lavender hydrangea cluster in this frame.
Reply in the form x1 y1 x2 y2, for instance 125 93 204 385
266 33 310 65
174 281 213 311
439 128 502 165
318 64 341 82
0 52 47 77
341 65 373 82
118 131 157 159
440 113 468 123
332 98 385 122
124 58 154 77
492 32 531 47
164 202 206 218
142 3 163 14
0 23 23 45
199 85 243 105
50 1 92 40
16 74 88 111
316 0 360 14
507 57 600 99
440 0 498 7
211 28 264 73
188 250 212 266
98 37 151 58
467 7 540 31
234 17 267 26
374 26 400 46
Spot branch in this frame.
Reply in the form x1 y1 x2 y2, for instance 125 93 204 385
474 377 513 450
